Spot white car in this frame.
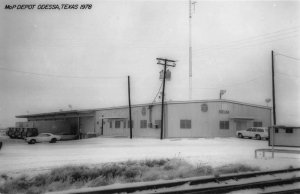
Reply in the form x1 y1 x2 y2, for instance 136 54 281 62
236 127 269 140
25 133 61 144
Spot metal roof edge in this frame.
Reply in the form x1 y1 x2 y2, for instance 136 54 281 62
16 99 270 118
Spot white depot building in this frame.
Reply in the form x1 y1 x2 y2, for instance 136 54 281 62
16 99 271 139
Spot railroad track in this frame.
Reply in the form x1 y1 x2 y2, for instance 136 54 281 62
58 168 300 194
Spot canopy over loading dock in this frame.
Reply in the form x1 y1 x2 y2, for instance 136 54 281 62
16 110 96 139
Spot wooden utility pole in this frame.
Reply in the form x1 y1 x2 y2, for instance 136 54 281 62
156 58 176 139
101 115 104 135
189 0 196 100
128 76 133 139
271 50 276 125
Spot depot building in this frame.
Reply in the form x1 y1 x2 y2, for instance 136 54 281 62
15 99 271 139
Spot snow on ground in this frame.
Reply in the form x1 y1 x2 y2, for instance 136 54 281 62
0 136 299 176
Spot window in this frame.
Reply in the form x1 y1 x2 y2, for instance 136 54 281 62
180 120 192 129
140 120 147 128
251 128 257 132
286 128 293 133
275 128 279 133
257 129 264 132
115 121 121 128
220 121 229 130
109 121 113 128
155 120 161 129
246 128 252 131
253 122 263 127
128 120 134 128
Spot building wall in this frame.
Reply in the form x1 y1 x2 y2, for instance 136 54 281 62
17 101 271 139
166 102 271 138
269 128 300 147
80 117 95 134
95 105 161 138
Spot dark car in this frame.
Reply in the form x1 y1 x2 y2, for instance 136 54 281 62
7 128 38 139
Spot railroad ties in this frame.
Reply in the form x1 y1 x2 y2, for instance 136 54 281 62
54 168 300 194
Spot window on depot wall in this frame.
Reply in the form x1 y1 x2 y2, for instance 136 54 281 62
180 120 191 129
115 121 121 128
140 120 147 128
220 121 229 130
253 121 263 127
155 120 161 129
109 121 113 128
286 128 293 133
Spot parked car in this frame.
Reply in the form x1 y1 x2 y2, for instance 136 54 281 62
25 133 61 144
236 127 269 140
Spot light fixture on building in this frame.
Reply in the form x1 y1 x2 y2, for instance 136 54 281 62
265 98 271 107
220 90 226 99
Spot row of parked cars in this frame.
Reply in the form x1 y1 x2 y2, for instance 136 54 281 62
6 128 61 144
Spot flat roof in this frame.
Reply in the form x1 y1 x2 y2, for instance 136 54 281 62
16 99 271 119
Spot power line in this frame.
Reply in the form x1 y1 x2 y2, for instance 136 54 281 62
193 73 269 90
0 66 124 79
275 71 300 78
193 26 300 53
193 34 299 57
274 52 300 62
152 81 163 103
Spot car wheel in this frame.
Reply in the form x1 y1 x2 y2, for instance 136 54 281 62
255 134 261 140
50 138 57 143
238 133 243 138
30 139 36 144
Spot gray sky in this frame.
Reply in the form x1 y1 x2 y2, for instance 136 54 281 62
0 0 299 127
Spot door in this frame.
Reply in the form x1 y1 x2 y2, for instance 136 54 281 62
236 121 247 131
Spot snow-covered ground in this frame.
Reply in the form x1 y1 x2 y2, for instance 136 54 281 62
0 137 299 176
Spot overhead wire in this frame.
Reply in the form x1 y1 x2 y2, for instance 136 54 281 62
275 71 300 78
152 81 163 103
193 26 300 53
274 52 300 62
193 34 299 57
0 66 125 79
192 73 269 90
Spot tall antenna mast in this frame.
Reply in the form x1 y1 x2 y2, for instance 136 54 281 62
189 0 196 100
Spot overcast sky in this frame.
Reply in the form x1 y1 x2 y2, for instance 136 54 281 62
0 0 299 127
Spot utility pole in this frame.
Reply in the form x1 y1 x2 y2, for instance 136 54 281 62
156 58 176 140
189 0 196 100
271 50 276 126
128 76 133 139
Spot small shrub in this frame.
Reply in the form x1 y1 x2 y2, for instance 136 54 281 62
215 164 259 174
1 174 8 180
32 174 47 187
193 165 213 176
87 176 109 187
143 159 168 167
123 167 141 181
